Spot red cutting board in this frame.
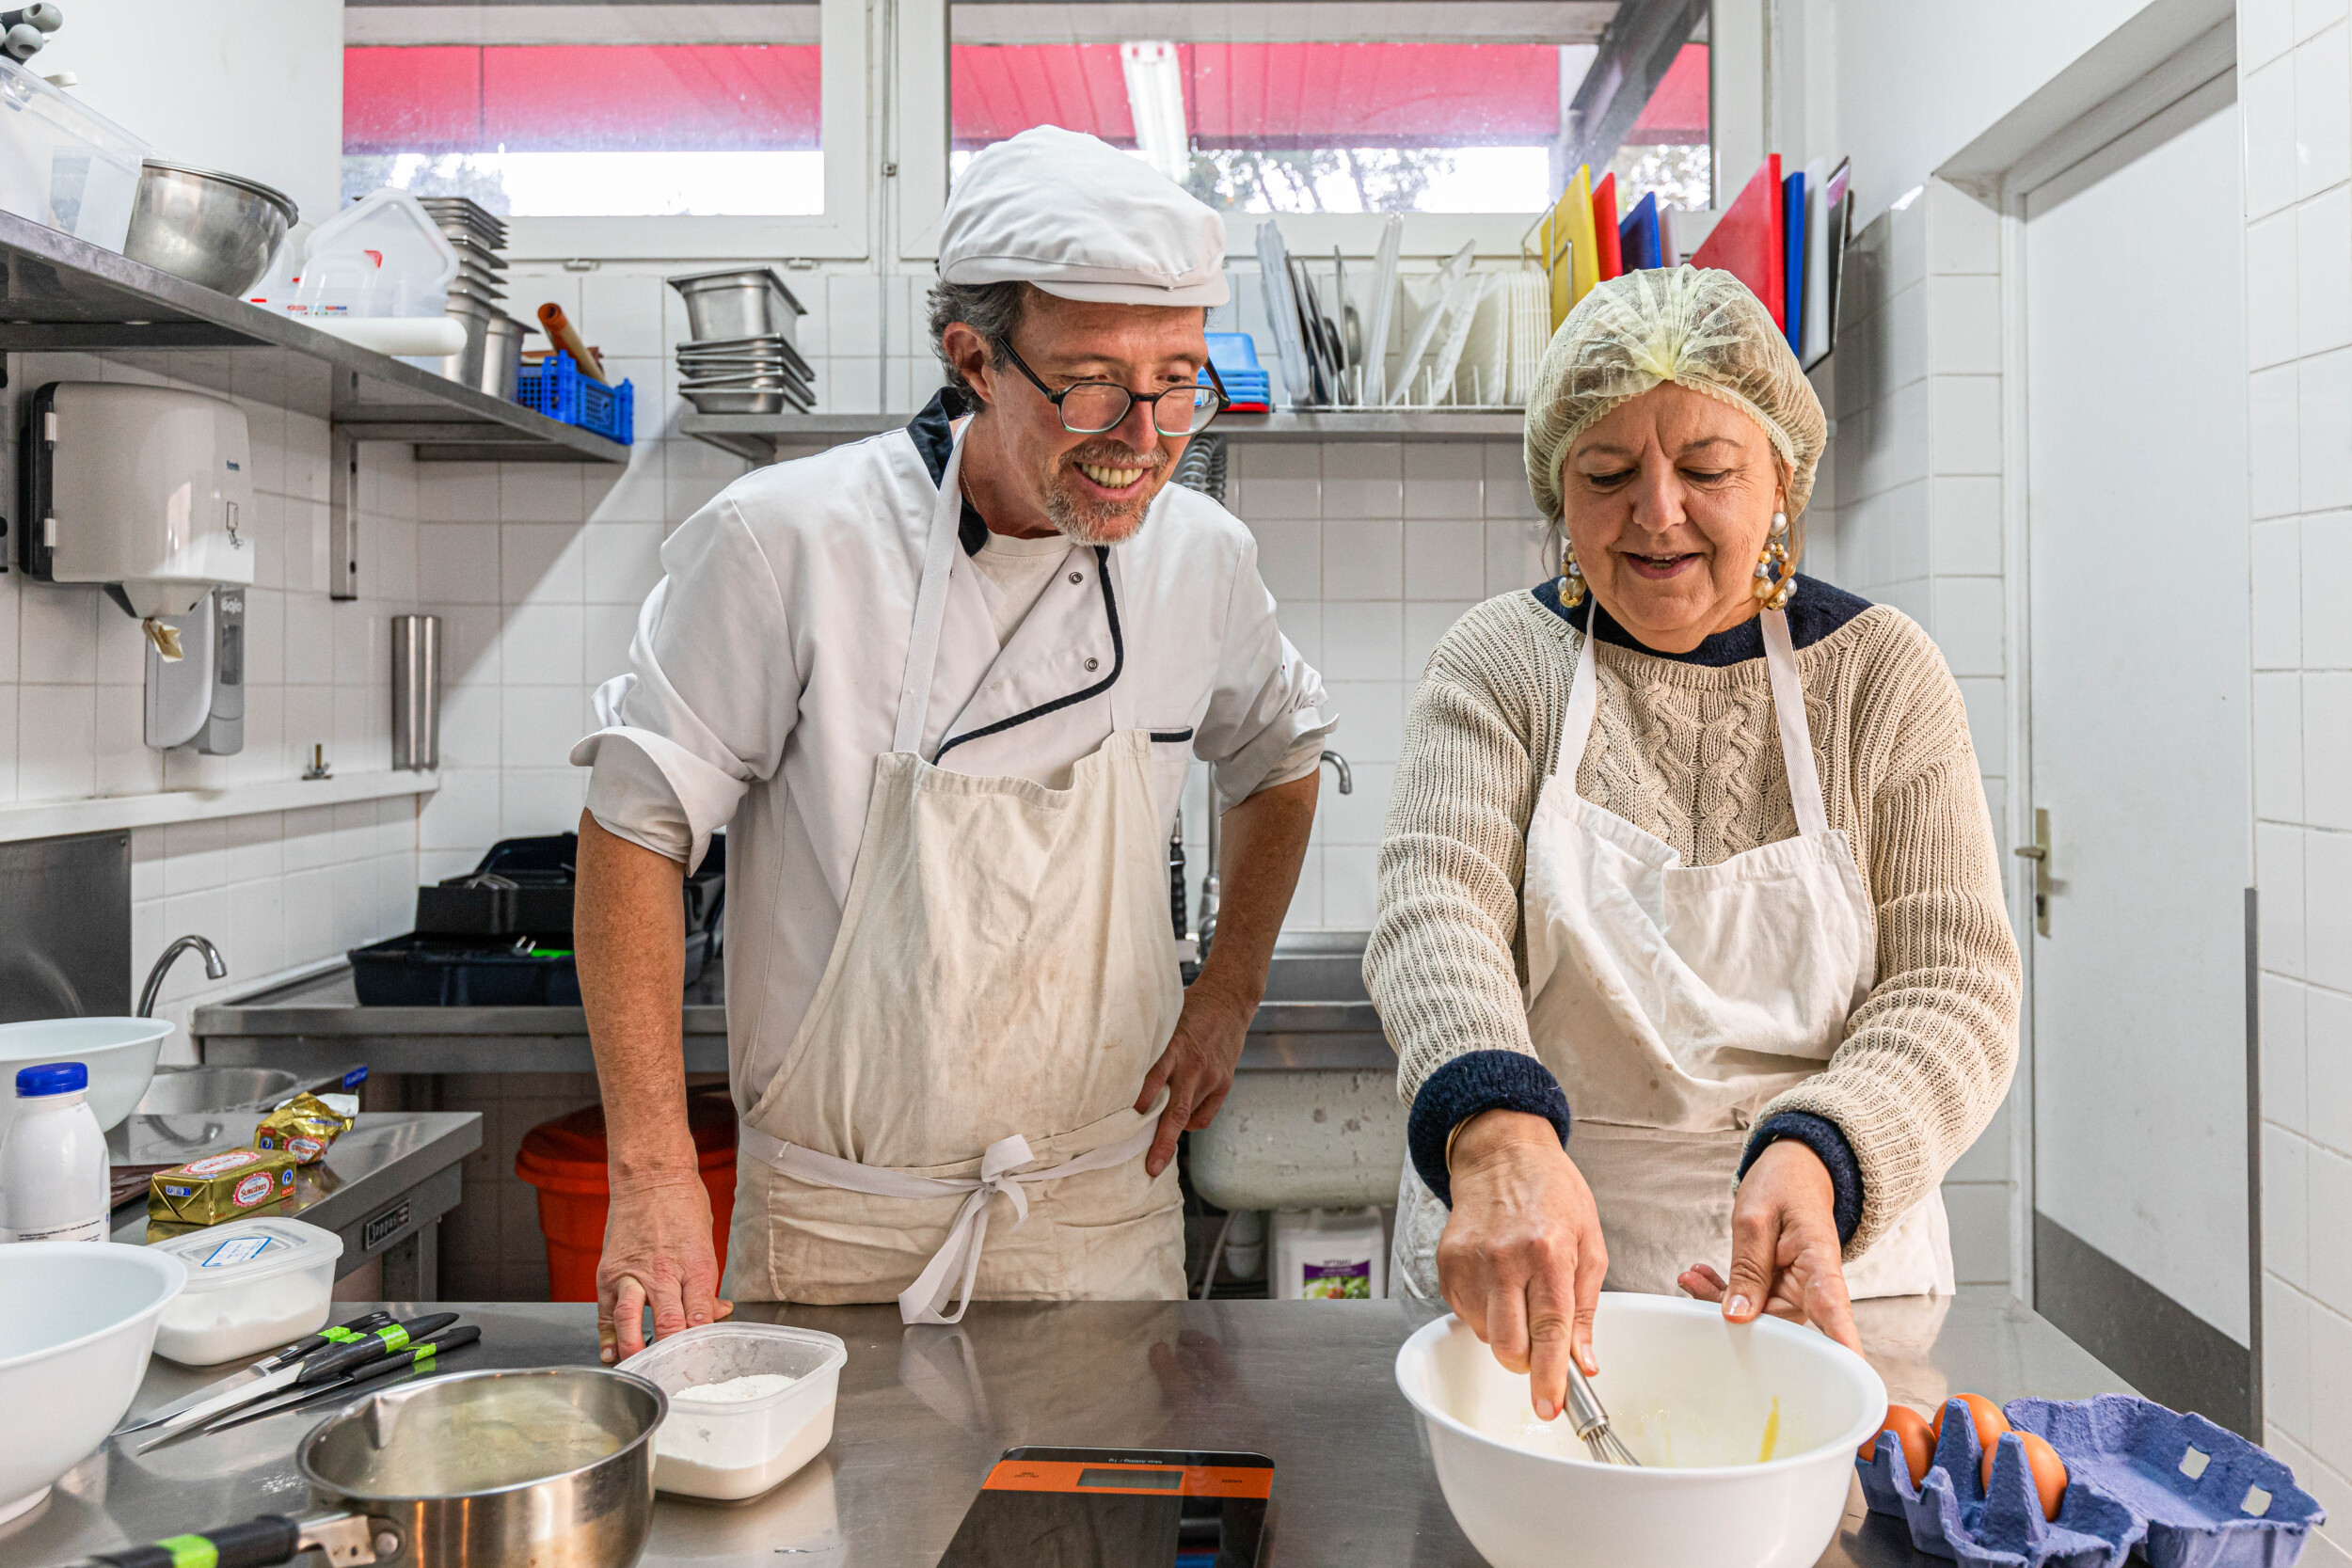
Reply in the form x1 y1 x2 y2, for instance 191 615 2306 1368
1592 172 1624 281
1692 155 1784 327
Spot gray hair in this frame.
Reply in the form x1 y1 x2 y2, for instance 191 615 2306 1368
926 279 1036 397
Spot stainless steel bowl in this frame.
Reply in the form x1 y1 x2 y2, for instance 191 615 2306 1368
122 161 299 296
299 1366 665 1568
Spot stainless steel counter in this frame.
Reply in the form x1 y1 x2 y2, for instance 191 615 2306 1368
7 1289 2129 1568
110 1112 481 1299
194 933 1391 1075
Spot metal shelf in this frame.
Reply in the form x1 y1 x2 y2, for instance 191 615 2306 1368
678 406 1525 465
0 210 628 464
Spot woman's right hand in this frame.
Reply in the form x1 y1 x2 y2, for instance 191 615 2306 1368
1438 1110 1608 1420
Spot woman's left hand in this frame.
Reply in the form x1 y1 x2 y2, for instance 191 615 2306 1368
1677 1139 1863 1354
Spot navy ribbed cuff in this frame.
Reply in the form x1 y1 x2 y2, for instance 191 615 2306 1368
1407 1050 1572 1208
1740 1112 1864 1243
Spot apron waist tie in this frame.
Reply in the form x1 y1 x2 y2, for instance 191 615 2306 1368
739 1120 1158 1324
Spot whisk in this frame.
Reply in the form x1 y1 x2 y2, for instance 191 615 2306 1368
1565 1364 1641 1465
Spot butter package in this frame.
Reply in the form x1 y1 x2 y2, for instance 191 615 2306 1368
253 1092 356 1164
149 1148 300 1225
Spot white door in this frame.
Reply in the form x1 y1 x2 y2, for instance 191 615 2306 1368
2024 83 2250 1349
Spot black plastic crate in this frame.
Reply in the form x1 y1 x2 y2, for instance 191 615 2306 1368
412 832 724 941
350 928 712 1007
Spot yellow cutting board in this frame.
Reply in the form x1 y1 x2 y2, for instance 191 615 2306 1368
1546 166 1600 330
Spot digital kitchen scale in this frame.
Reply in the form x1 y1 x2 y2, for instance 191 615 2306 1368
936 1446 1273 1568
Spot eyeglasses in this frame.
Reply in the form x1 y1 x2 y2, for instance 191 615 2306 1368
994 339 1230 436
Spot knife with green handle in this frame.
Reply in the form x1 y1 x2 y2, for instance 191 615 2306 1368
132 1315 457 1453
194 1324 481 1436
109 1311 396 1438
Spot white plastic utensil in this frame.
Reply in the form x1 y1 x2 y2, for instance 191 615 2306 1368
1388 241 1476 406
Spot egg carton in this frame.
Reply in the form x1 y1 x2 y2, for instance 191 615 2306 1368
1855 1395 2323 1568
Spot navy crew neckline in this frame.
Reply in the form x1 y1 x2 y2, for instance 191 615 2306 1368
908 387 992 556
1533 573 1872 668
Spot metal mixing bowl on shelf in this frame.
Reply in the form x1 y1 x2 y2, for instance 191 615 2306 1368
121 160 299 295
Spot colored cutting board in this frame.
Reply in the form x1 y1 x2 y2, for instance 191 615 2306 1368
1692 155 1784 326
1620 192 1662 272
1592 172 1624 282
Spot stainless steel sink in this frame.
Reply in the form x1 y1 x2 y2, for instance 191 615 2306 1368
133 1065 299 1115
1240 931 1386 1070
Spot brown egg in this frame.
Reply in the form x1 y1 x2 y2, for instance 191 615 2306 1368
1979 1430 2068 1521
1931 1392 2011 1455
1859 1403 1934 1485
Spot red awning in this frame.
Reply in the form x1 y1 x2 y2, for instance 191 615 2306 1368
1628 43 1708 144
345 44 821 153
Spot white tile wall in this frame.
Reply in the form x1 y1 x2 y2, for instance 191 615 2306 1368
2243 8 2352 1536
1813 180 2018 1291
0 351 428 1050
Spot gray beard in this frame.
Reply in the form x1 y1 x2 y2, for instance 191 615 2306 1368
1043 475 1152 545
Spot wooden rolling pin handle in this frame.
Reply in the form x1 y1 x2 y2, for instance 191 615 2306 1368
535 302 608 384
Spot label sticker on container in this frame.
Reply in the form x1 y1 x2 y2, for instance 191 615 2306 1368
1301 1260 1372 1299
202 1234 276 1269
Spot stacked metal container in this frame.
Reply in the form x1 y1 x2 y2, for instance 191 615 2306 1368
420 197 526 399
668 267 816 413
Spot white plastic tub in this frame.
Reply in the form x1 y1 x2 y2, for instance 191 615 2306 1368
0 55 148 252
0 1242 185 1525
146 1216 342 1365
619 1323 846 1501
1394 1293 1888 1568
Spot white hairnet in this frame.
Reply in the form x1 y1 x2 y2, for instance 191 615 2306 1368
1524 267 1826 529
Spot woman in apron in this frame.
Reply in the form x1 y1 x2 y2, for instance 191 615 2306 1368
1366 268 2020 1418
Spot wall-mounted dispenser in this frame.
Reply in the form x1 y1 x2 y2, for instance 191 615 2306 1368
144 587 244 752
18 382 255 658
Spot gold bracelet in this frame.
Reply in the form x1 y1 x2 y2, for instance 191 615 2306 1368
1445 1118 1469 1172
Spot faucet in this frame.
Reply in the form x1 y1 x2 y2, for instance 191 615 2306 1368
138 934 227 1018
1194 749 1352 962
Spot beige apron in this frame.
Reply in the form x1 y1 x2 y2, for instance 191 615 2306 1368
723 420 1186 1323
1395 608 1953 1303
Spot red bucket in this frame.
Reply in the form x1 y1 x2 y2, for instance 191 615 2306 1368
514 1085 738 1302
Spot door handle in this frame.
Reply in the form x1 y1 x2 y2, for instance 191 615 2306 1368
2012 806 2051 937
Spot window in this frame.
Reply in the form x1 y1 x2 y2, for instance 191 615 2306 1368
946 3 1709 216
343 4 824 217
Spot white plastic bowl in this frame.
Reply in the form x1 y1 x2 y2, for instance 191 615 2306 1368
0 1017 175 1138
0 1242 187 1525
619 1323 846 1501
1395 1294 1888 1568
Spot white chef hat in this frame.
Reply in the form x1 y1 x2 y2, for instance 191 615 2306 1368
938 126 1230 308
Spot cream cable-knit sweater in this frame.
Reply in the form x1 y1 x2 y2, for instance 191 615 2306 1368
1365 589 2021 1255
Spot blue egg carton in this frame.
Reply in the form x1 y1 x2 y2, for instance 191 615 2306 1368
1857 1395 2324 1568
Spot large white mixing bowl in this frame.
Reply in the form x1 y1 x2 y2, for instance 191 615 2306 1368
1395 1294 1887 1568
0 1242 186 1525
0 1017 174 1140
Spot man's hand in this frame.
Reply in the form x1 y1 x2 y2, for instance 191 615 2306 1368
1677 1138 1861 1354
1136 982 1251 1177
596 1170 732 1363
1438 1111 1607 1420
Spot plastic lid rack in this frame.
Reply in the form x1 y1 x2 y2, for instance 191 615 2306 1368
0 206 626 464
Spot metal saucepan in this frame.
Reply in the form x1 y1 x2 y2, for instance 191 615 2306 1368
64 1368 664 1568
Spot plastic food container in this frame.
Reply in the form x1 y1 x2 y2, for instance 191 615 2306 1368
619 1322 846 1500
0 55 148 253
146 1216 342 1365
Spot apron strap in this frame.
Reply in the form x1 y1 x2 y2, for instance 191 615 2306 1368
893 420 971 756
1554 604 1828 840
743 1117 1158 1324
1759 609 1830 839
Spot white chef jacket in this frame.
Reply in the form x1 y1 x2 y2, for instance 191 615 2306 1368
572 394 1333 1114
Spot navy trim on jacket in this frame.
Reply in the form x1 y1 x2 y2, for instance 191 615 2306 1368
1533 573 1872 665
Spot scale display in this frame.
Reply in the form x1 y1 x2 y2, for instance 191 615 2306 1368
936 1447 1273 1568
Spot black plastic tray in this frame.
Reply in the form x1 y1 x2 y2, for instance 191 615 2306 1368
350 928 711 1006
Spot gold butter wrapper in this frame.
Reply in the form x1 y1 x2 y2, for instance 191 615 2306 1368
149 1148 300 1225
253 1092 354 1164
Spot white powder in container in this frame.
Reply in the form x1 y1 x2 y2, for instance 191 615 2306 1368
651 1370 835 1500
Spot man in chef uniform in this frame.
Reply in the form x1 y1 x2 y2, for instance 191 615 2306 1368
570 126 1332 1360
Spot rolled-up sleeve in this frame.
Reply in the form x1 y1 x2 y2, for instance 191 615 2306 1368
570 498 799 871
1194 534 1333 800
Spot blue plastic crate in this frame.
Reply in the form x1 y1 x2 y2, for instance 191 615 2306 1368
516 351 634 445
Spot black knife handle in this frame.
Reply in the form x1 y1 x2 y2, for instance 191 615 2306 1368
344 1324 480 1389
294 1313 458 1386
91 1515 301 1568
269 1310 394 1368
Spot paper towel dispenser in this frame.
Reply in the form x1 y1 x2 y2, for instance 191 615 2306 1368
16 382 255 639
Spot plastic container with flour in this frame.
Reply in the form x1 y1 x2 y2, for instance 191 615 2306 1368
619 1322 846 1500
145 1216 342 1364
